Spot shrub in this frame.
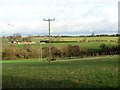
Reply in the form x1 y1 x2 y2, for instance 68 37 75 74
51 46 61 59
99 44 111 55
30 46 40 58
4 46 17 60
23 45 40 59
42 46 49 58
15 48 25 59
60 45 80 58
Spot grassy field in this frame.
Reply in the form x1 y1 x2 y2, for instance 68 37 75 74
32 37 118 42
5 41 117 51
2 55 118 88
2 36 118 43
3 37 118 51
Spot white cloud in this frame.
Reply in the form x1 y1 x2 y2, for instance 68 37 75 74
0 0 118 36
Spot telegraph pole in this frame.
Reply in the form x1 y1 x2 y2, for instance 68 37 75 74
43 18 55 64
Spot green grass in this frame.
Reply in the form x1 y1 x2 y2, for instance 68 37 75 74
2 58 46 64
2 36 118 43
32 37 118 42
5 41 117 51
2 55 118 88
3 37 118 51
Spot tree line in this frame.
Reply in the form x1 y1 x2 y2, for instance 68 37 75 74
7 33 32 43
2 43 120 60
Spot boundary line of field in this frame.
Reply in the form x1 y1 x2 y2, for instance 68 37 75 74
54 55 118 62
2 55 118 64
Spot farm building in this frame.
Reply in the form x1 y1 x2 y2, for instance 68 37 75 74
18 41 35 44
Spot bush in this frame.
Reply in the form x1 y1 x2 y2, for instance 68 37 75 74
87 49 99 56
4 46 17 60
99 44 110 55
60 45 80 58
30 46 40 58
51 46 61 59
42 46 49 58
15 48 25 59
23 45 40 59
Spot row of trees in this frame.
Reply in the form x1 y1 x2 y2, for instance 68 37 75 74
7 33 32 43
2 44 120 60
2 44 39 60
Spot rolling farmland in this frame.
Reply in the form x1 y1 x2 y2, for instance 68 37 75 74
2 36 119 88
2 55 118 88
3 37 118 51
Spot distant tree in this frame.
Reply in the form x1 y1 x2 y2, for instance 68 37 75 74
23 44 31 52
23 44 32 58
4 46 17 60
116 34 120 37
79 51 85 58
22 37 32 42
42 46 49 58
87 49 98 56
7 33 22 43
60 45 80 59
51 46 61 60
15 48 25 59
111 45 120 55
99 44 111 55
7 36 13 43
60 45 70 58
72 45 80 56
30 46 40 58
23 44 39 59
111 45 117 55
13 33 22 42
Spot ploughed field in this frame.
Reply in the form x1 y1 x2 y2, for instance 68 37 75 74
2 55 118 88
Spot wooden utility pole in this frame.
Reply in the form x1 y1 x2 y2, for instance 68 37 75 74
43 18 55 64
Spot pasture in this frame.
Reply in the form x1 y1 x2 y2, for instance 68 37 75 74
14 42 117 51
2 55 118 88
32 36 118 42
3 36 118 43
4 36 118 51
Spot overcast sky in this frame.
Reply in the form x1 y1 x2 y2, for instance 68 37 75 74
0 0 118 36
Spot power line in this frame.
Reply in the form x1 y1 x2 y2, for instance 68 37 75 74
43 0 61 18
42 0 69 35
49 0 62 18
43 18 55 64
44 0 55 18
53 0 70 19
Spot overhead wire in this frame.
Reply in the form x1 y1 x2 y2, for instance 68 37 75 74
41 0 59 32
54 0 70 20
49 0 63 18
53 0 98 31
42 0 70 19
42 0 63 35
44 0 55 18
51 0 96 35
40 0 55 34
48 0 71 35
43 0 99 36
